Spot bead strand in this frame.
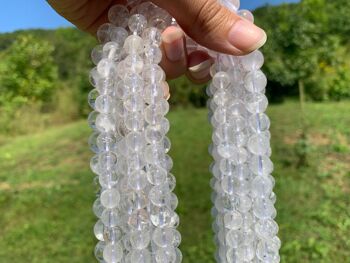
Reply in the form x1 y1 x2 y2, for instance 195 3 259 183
88 2 182 262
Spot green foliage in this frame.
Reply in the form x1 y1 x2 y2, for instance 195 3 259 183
0 34 58 105
255 0 350 101
0 34 59 134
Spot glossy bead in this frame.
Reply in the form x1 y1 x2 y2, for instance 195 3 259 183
108 5 129 28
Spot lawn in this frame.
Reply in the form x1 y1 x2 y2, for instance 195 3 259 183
0 101 349 263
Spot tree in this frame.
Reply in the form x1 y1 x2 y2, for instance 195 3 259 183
0 34 58 108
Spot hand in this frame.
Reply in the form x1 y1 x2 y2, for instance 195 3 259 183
48 0 266 84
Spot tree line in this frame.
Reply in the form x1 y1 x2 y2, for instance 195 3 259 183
0 0 349 134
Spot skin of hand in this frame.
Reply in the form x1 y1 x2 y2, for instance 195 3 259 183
48 0 266 89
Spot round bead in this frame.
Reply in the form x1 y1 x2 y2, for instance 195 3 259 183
248 133 270 155
213 72 231 89
241 50 264 71
103 242 123 263
97 23 112 43
238 9 254 22
110 26 128 45
130 230 151 249
97 58 116 77
101 209 119 227
244 70 267 93
94 220 105 241
108 5 129 27
142 27 162 45
101 189 120 209
124 35 144 54
224 211 243 230
128 14 147 35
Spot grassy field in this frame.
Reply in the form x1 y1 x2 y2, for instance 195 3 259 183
0 101 349 263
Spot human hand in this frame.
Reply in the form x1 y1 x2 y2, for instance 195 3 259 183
48 0 266 84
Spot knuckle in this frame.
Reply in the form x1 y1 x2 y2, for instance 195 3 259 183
193 1 231 36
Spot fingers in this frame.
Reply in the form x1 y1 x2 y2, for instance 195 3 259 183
160 27 187 79
152 0 266 55
160 27 213 84
187 51 214 84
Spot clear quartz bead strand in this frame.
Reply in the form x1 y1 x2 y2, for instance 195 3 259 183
89 3 181 263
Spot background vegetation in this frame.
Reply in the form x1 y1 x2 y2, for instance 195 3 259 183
0 0 349 262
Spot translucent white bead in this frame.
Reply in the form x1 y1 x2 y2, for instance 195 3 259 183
213 72 231 89
256 240 279 262
101 209 120 227
222 0 240 12
110 27 128 45
253 198 275 219
97 133 116 152
124 94 144 112
124 35 144 54
124 54 144 73
94 220 105 241
248 133 270 155
104 226 122 244
108 5 129 28
93 198 104 218
144 82 164 105
249 155 274 176
147 165 167 185
89 67 100 87
95 94 114 114
251 175 273 198
255 219 279 240
244 70 267 93
238 9 254 22
91 45 103 65
97 58 117 77
155 247 177 263
96 114 115 133
99 151 117 172
226 230 242 248
88 89 99 109
224 211 243 230
103 242 123 263
128 14 147 35
128 170 148 191
245 93 268 113
124 112 144 131
142 27 162 46
248 113 270 133
130 249 151 263
149 185 171 206
130 230 151 249
236 244 255 261
128 209 150 230
241 50 264 71
150 205 174 227
144 44 162 64
153 228 178 248
101 189 120 209
142 64 165 83
126 131 146 152
97 23 112 43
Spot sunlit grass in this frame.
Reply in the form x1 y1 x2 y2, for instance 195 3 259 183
0 101 349 262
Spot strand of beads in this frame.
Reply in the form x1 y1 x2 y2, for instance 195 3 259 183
88 2 181 262
207 1 281 262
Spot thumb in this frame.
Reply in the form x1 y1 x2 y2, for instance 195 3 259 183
153 0 266 55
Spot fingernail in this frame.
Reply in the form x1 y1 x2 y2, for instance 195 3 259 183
162 81 170 99
188 59 213 80
162 27 185 62
228 19 267 52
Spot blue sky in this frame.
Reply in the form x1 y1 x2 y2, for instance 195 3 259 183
0 0 300 33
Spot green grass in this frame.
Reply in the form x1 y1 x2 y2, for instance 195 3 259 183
0 101 349 263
